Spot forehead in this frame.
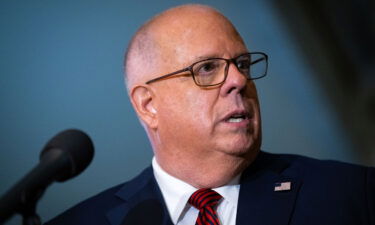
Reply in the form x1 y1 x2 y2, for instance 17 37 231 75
151 7 247 67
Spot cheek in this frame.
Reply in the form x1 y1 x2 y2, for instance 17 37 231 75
158 88 215 134
183 90 215 124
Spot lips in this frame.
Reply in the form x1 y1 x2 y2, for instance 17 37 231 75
223 110 252 123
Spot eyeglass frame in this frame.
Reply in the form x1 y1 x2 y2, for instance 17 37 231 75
144 52 268 87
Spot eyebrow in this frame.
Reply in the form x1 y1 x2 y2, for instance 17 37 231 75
196 54 221 60
189 54 221 64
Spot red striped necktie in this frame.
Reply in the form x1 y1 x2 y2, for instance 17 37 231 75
188 188 222 225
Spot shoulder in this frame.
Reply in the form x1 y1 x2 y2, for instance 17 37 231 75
249 152 375 224
250 151 375 202
261 151 372 175
268 152 374 221
44 183 124 225
261 151 374 187
45 166 154 225
277 151 374 193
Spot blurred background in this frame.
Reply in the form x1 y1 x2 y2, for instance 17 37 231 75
0 0 373 224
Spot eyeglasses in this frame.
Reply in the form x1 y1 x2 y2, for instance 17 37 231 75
145 52 268 87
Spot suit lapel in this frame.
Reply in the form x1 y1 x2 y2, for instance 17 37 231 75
105 167 173 225
236 152 302 225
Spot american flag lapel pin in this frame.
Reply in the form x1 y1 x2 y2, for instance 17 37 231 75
274 181 291 191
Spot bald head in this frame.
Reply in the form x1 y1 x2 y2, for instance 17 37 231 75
124 4 244 92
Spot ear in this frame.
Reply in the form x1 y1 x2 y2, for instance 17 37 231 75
130 85 158 129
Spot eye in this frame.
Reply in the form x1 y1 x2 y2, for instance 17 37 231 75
236 58 251 72
194 60 221 76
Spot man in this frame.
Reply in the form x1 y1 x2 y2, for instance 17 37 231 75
46 4 374 225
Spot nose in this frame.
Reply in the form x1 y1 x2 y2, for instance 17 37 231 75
220 63 248 96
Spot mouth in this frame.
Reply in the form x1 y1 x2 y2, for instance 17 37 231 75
224 110 251 123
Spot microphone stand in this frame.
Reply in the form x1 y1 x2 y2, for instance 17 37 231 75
0 185 46 225
19 187 45 225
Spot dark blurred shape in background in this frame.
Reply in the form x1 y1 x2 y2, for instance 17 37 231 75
273 0 375 164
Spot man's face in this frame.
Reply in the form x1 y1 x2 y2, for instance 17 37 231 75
150 12 261 169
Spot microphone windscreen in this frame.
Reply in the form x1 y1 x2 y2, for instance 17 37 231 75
40 129 94 181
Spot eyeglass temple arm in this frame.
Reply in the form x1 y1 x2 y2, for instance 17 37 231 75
250 57 266 65
145 68 190 84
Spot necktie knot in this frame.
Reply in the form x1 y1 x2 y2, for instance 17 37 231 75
189 188 222 209
188 189 222 225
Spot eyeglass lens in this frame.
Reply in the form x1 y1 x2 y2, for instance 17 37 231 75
192 53 266 86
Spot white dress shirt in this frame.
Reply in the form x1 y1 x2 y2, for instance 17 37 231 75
152 157 241 225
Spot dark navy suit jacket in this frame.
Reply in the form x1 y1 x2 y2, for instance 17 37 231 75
45 152 375 225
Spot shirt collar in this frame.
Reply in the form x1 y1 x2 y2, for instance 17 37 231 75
152 157 241 224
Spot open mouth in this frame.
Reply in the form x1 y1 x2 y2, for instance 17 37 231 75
225 112 249 123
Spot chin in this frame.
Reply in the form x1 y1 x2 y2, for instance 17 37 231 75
217 134 260 157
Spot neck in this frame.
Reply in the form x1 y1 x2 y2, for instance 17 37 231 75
155 149 259 188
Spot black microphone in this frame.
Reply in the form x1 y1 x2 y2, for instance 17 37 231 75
0 129 94 224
